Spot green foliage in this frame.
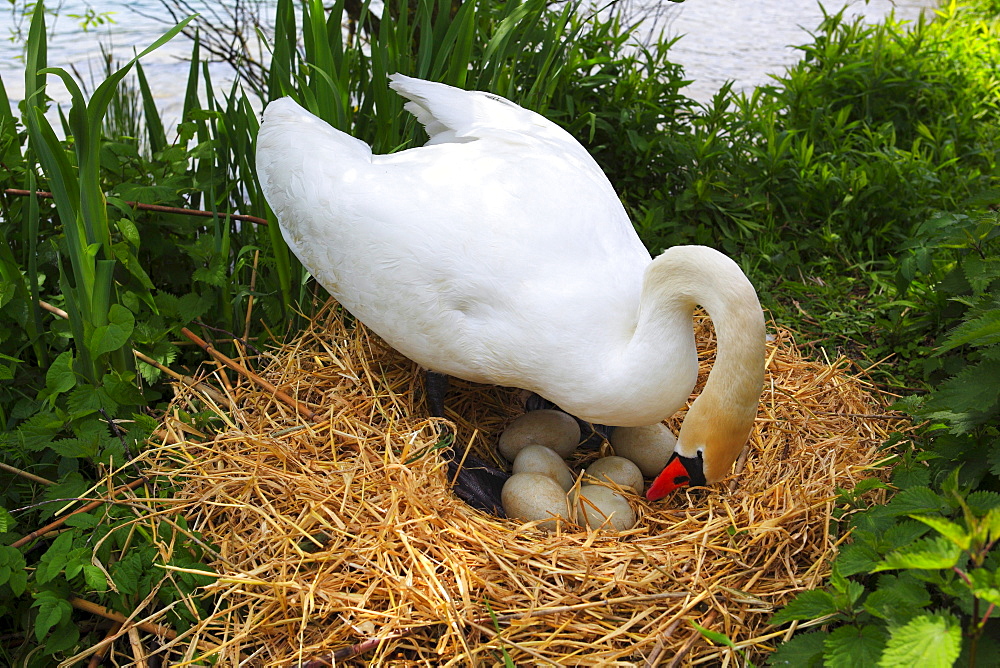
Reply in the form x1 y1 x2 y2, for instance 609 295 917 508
0 0 998 663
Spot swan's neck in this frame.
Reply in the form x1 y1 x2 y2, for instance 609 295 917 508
637 246 765 481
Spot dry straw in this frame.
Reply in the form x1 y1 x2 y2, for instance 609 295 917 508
135 302 905 666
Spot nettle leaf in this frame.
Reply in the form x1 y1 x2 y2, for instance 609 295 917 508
65 383 117 420
48 437 98 459
102 371 146 407
771 589 838 625
880 520 932 553
829 568 866 610
873 536 964 572
965 491 1000 515
864 582 930 623
962 254 1000 294
937 309 1000 352
192 258 228 287
180 292 213 323
768 630 826 667
922 359 1000 434
968 568 1000 606
878 613 962 668
910 515 971 551
89 304 136 357
837 541 881 577
891 463 931 490
886 487 947 516
824 624 886 668
989 446 1000 478
115 182 179 204
17 409 65 451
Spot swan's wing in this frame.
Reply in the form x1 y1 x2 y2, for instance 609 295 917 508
388 74 585 155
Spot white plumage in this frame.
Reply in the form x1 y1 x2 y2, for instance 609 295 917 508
256 75 765 486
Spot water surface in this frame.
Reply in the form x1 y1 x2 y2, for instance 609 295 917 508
0 0 937 127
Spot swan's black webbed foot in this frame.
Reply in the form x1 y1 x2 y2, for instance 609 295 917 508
524 392 614 450
425 370 509 516
446 454 508 516
426 370 450 419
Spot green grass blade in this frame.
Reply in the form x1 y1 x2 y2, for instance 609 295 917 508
135 61 167 155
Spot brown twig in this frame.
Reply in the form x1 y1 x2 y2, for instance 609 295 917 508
664 610 718 668
304 632 410 666
0 461 55 486
87 622 123 668
180 327 319 420
133 350 232 409
3 188 269 225
38 299 69 319
68 597 214 652
11 478 148 549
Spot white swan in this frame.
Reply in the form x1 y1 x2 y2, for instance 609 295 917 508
256 74 766 501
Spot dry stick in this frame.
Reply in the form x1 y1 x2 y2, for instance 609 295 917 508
644 619 681 668
127 625 151 668
132 350 232 409
180 326 319 421
68 597 213 652
664 609 718 668
86 622 122 668
11 478 148 549
132 349 232 408
38 299 69 319
0 461 55 486
2 188 269 226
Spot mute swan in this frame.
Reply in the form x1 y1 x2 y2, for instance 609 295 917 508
256 74 766 508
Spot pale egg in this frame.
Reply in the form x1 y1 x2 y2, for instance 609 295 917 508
512 445 575 491
608 423 677 477
573 484 636 532
498 409 581 461
583 456 643 493
501 473 571 532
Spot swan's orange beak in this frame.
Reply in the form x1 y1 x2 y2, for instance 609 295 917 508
646 455 694 500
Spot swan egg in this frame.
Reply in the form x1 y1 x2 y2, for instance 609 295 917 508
583 456 643 493
501 473 570 532
498 410 581 461
609 423 678 477
573 485 636 532
512 445 575 491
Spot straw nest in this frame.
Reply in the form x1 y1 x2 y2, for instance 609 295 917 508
140 301 903 666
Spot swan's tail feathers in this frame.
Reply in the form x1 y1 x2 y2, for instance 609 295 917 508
388 73 537 146
258 97 373 163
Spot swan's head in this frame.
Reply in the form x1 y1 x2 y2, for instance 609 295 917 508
644 391 758 500
646 452 705 500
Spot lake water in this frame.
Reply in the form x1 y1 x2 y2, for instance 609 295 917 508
0 0 937 128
